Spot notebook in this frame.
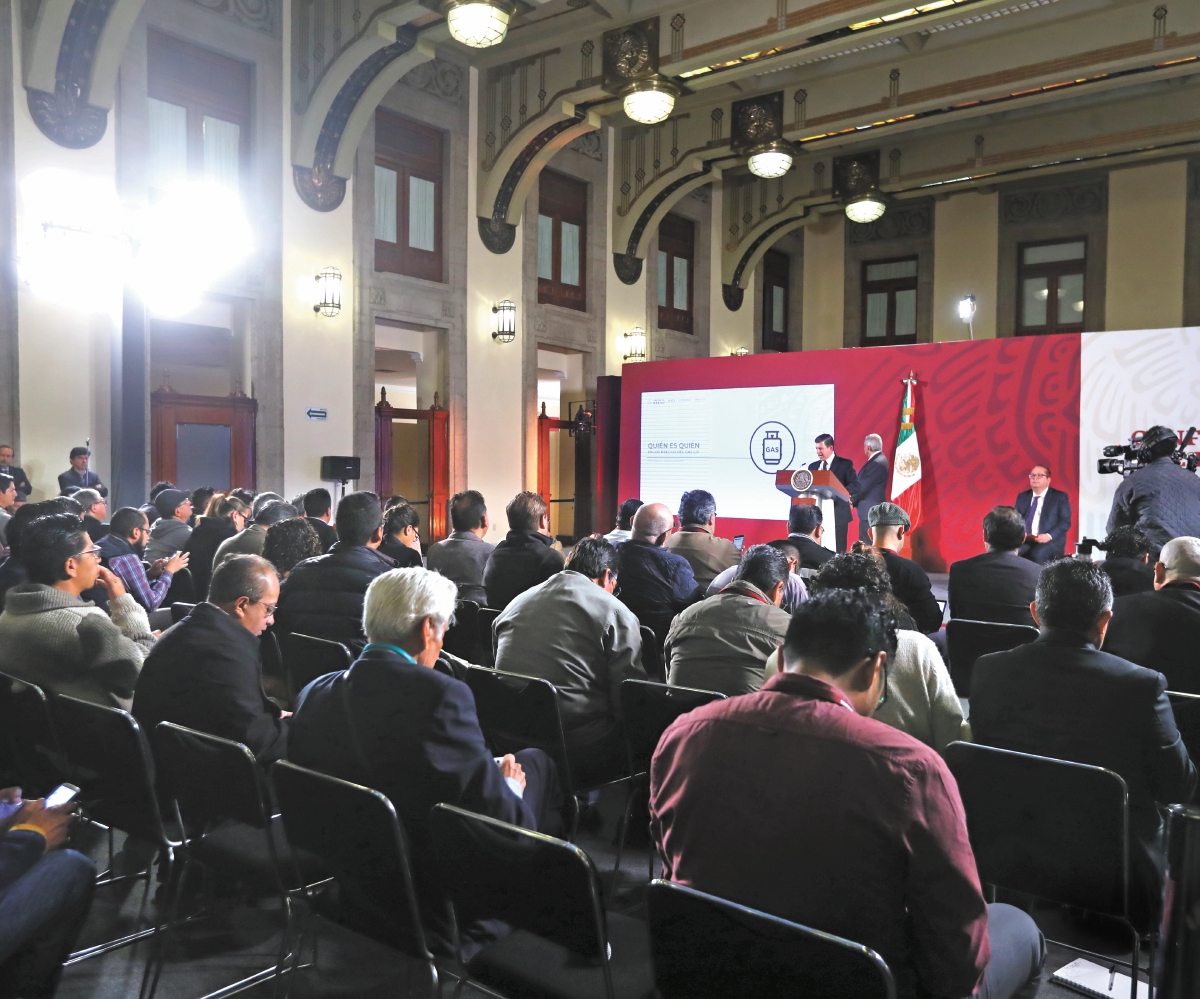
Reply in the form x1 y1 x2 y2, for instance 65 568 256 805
1050 958 1149 999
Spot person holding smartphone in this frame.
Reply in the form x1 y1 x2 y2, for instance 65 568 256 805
0 785 96 998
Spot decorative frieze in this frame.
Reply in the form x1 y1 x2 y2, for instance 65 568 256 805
1001 181 1106 225
848 203 932 243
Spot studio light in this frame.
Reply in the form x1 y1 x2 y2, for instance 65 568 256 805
622 79 678 125
623 326 647 361
314 267 343 317
747 141 794 179
444 0 516 48
492 300 516 342
730 346 750 356
844 190 887 224
958 294 976 340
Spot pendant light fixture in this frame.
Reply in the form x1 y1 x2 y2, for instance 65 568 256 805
622 78 679 125
747 140 795 179
444 0 516 49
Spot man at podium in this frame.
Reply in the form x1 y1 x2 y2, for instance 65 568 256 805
808 434 860 552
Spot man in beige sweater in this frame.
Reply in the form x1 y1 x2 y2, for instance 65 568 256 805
0 513 154 709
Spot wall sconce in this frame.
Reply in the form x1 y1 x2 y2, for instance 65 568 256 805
958 294 976 339
492 300 516 342
623 326 646 361
730 346 751 356
314 266 342 317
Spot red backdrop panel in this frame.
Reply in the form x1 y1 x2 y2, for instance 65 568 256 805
618 334 1080 570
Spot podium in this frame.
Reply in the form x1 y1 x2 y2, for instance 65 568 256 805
775 470 850 554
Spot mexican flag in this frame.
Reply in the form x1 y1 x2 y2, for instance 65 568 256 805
890 373 923 531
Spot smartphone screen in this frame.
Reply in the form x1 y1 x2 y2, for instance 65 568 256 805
0 799 22 823
43 784 80 809
733 534 745 552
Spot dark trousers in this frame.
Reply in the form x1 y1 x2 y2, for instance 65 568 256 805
1018 541 1061 565
968 903 1045 999
512 748 562 833
0 849 96 999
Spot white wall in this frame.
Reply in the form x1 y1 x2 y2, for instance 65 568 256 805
801 214 845 351
708 184 754 357
933 190 999 342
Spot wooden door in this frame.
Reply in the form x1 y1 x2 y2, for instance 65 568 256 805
374 391 450 543
151 391 256 491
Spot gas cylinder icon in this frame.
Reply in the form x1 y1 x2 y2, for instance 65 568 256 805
762 430 783 465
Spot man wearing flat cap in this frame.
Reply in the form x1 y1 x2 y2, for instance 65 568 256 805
58 446 107 497
868 501 944 634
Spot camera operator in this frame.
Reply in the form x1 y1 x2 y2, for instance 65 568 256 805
1107 425 1200 553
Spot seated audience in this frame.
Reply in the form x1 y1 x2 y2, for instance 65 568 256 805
186 494 249 599
262 517 323 578
868 502 944 634
765 552 968 752
378 503 423 568
275 491 394 647
302 487 339 552
189 487 215 526
667 544 791 696
0 788 96 999
58 446 106 498
0 501 81 612
1099 525 1156 597
0 514 154 708
603 497 643 545
495 538 645 779
74 488 108 541
212 500 297 570
971 558 1196 925
133 555 288 766
706 538 808 613
482 491 564 610
0 445 33 501
948 506 1040 625
781 502 835 571
229 487 256 506
664 489 741 590
289 568 560 954
1103 536 1200 694
139 480 174 526
425 489 493 605
616 502 702 645
145 489 192 561
651 590 1043 999
98 507 187 613
0 474 16 548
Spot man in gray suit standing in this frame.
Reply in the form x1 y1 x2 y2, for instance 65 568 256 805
854 434 889 543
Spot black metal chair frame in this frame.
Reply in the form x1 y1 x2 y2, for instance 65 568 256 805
281 632 353 705
0 669 68 797
645 879 897 999
944 619 1039 696
638 625 664 684
944 741 1150 999
477 608 500 667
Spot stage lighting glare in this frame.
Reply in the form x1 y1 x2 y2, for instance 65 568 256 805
957 295 976 321
844 191 887 224
444 0 515 48
623 80 678 125
747 142 794 179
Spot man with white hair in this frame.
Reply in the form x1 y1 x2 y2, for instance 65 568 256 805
853 434 889 544
287 567 560 954
1104 536 1200 694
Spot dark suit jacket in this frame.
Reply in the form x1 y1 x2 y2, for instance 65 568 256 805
482 530 564 610
305 516 338 553
377 536 422 568
1015 487 1071 558
275 543 396 648
1104 584 1200 694
854 453 889 518
132 602 288 765
185 516 237 600
0 465 33 499
808 455 860 526
880 548 943 634
58 468 107 498
1100 556 1155 598
970 628 1196 922
615 539 702 646
288 647 537 952
784 533 836 571
947 549 1040 626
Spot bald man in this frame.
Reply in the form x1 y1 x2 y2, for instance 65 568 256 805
1104 536 1200 694
614 502 702 646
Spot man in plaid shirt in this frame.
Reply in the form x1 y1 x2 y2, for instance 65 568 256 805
97 507 189 613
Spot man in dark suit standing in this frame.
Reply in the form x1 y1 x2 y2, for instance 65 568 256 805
1014 465 1070 564
0 445 33 502
57 447 107 498
808 434 860 553
853 434 889 543
971 559 1196 927
948 507 1041 626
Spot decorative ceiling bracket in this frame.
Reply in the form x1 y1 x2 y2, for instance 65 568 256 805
720 207 813 311
23 0 149 147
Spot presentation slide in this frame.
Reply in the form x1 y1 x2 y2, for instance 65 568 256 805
640 383 835 520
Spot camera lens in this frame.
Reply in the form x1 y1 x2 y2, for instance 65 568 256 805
1102 445 1126 458
1097 459 1123 475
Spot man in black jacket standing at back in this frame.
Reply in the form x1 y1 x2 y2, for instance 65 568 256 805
275 491 395 648
482 491 564 610
948 506 1041 626
808 434 860 552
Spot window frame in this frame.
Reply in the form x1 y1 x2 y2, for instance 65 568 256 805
1016 237 1087 337
657 213 694 335
374 109 444 283
761 248 789 352
860 255 919 346
536 169 588 312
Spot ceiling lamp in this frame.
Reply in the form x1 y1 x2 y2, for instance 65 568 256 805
747 141 794 179
622 79 678 125
844 190 887 224
444 0 516 49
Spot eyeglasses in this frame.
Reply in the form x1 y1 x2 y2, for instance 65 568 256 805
72 545 102 561
254 602 278 616
877 660 889 709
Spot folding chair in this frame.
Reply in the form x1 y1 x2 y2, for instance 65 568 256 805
0 670 67 796
429 803 654 999
1167 691 1200 763
270 761 440 999
646 879 896 998
944 619 1038 696
477 607 501 666
944 741 1150 999
280 632 353 704
1158 803 1200 999
442 599 481 663
169 602 196 624
639 625 664 683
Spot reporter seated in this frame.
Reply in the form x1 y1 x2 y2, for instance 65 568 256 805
212 499 297 570
133 555 289 767
614 501 702 646
1098 525 1156 598
947 506 1041 626
667 544 791 697
261 517 323 579
377 503 423 568
481 491 563 610
98 506 188 613
867 503 944 634
705 538 808 613
663 489 741 591
186 494 249 599
289 568 560 955
0 513 153 708
0 788 96 999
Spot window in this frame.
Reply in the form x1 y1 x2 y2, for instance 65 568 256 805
861 257 918 345
762 249 789 352
1017 239 1085 336
147 32 252 199
537 170 587 311
657 213 694 334
374 110 443 282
